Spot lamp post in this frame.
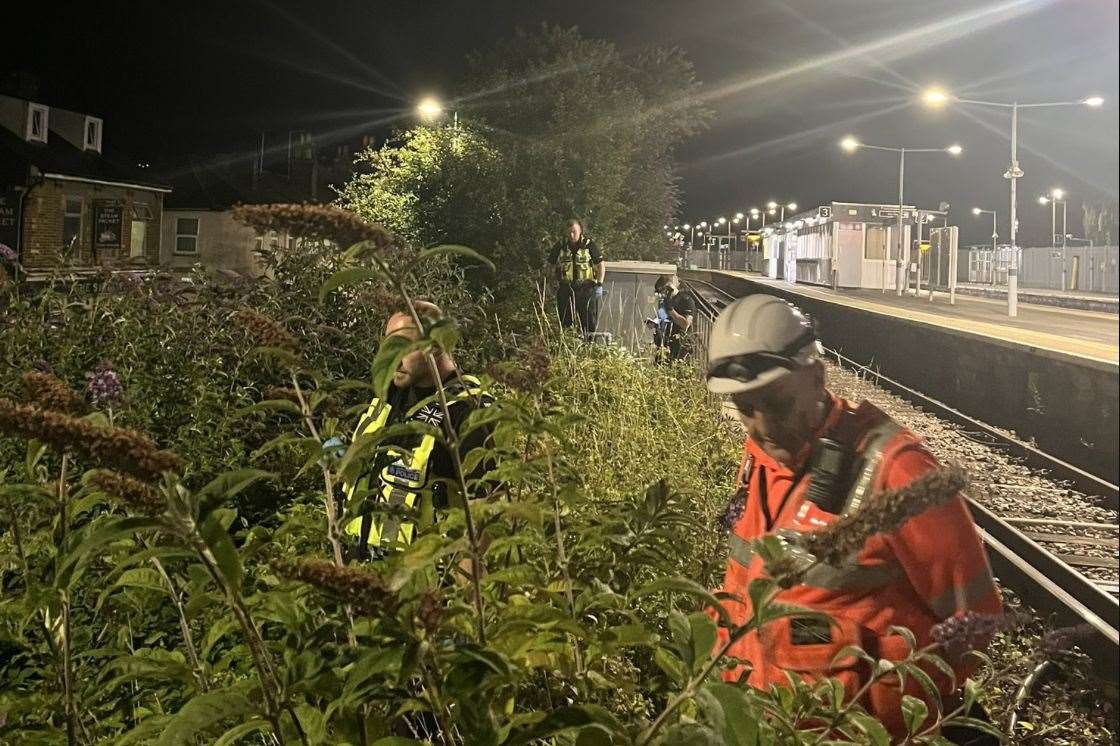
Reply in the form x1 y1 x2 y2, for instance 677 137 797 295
841 136 962 295
683 223 694 251
972 207 998 285
1038 189 1067 248
922 88 1102 316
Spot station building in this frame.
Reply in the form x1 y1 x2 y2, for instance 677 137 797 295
758 201 953 290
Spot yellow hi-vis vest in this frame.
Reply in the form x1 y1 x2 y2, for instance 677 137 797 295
560 238 596 283
344 376 485 554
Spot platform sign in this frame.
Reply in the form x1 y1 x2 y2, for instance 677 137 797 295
818 206 832 219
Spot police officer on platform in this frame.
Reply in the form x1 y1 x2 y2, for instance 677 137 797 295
343 301 494 561
705 294 1001 742
550 218 605 337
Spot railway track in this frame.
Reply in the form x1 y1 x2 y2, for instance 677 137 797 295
682 277 1120 685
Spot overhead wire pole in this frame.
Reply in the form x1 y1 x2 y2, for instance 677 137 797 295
921 89 1104 317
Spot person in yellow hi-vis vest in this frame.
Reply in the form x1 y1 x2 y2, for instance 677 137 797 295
549 218 605 337
344 301 494 561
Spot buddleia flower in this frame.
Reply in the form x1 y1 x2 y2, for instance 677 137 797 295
233 203 393 251
801 466 968 566
22 371 89 416
273 558 399 618
232 309 299 353
0 398 181 479
87 469 164 515
85 361 124 408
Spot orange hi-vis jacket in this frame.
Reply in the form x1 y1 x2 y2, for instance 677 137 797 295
714 394 1001 738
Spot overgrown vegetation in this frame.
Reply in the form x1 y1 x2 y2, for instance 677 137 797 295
0 202 1024 744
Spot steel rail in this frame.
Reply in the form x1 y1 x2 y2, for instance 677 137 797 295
682 277 1120 686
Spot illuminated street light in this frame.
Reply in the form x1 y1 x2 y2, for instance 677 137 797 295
767 201 778 210
735 212 744 220
1051 188 1065 200
787 202 798 211
417 96 444 121
718 217 727 225
922 88 950 107
919 87 1103 316
750 207 760 216
840 136 964 295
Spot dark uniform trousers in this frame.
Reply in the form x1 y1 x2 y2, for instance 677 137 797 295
557 281 600 335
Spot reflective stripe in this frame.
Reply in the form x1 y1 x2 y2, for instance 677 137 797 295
802 560 905 593
729 533 754 567
842 421 901 516
927 567 997 619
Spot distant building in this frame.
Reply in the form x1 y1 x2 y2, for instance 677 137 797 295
160 131 364 276
758 202 950 290
0 93 170 280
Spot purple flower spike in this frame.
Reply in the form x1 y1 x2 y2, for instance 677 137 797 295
87 361 124 408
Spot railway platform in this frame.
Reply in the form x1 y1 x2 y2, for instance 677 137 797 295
702 271 1119 367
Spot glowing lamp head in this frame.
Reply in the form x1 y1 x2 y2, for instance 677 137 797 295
767 201 778 210
972 207 982 215
923 88 950 107
750 208 760 216
1038 196 1050 205
787 202 797 211
682 223 690 230
1084 96 1104 108
735 212 744 220
1050 188 1064 200
840 136 860 153
718 217 727 225
946 144 963 156
416 96 444 121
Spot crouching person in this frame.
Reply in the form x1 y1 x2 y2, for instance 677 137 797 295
344 301 494 562
705 295 1001 743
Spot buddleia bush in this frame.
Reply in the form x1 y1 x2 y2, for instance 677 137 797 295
0 205 1015 744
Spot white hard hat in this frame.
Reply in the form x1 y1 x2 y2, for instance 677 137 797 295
705 294 821 394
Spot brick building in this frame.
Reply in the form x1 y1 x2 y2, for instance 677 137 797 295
0 93 170 281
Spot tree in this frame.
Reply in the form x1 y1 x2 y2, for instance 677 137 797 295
338 24 711 288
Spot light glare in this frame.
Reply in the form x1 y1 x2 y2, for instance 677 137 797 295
923 88 950 107
840 136 860 152
416 96 444 121
946 144 963 156
1084 96 1104 107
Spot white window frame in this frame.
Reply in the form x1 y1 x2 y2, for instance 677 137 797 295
83 116 103 152
174 217 200 255
62 196 83 253
26 103 48 143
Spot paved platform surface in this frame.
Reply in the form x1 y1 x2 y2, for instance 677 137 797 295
709 271 1119 366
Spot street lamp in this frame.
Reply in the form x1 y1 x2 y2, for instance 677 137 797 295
416 96 458 128
921 87 1103 316
1038 188 1068 248
840 135 963 295
972 207 998 283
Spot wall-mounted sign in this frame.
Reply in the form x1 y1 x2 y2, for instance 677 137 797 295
818 206 832 219
93 200 123 248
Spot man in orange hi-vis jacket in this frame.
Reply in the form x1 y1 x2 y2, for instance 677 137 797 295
705 294 1001 742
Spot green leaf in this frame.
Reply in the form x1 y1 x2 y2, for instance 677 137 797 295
371 738 426 745
198 469 275 504
633 577 729 625
213 718 271 746
848 712 891 746
56 515 162 590
371 334 432 399
506 705 622 745
688 612 718 674
320 266 384 301
704 682 760 746
900 694 928 734
161 690 258 745
199 512 242 590
427 317 461 354
416 243 495 271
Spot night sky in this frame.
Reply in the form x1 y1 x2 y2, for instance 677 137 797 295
6 0 1118 247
